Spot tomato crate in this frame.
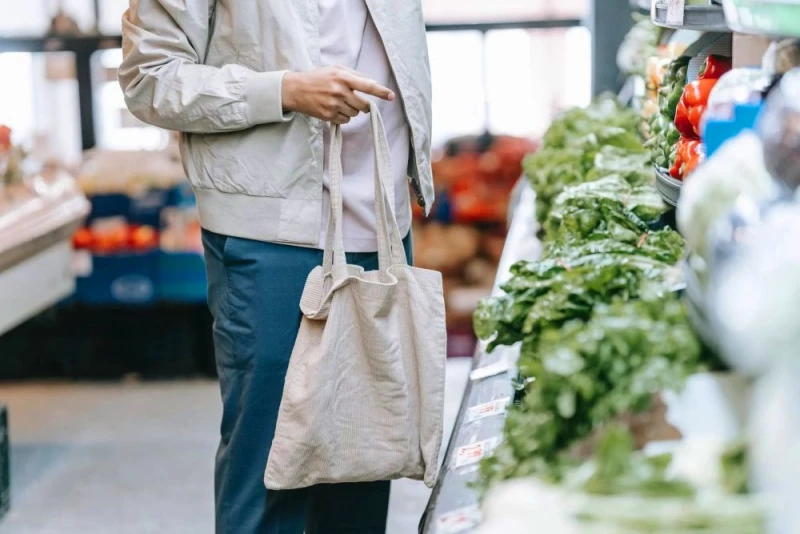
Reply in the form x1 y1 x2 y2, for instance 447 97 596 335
87 188 170 228
86 193 130 224
158 251 207 303
74 251 159 306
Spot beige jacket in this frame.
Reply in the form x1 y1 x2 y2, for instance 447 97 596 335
119 0 433 245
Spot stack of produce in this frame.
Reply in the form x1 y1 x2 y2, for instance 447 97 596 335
647 57 689 171
422 135 536 224
72 222 159 255
670 56 732 180
474 96 707 489
647 55 733 181
521 95 642 224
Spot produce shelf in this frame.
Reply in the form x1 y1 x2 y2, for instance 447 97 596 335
0 175 90 336
654 165 682 207
0 239 77 338
420 181 541 534
722 0 800 38
651 3 729 32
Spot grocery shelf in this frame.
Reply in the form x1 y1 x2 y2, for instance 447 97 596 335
420 181 541 534
722 0 800 38
655 165 682 207
0 239 76 338
0 175 90 336
651 4 729 32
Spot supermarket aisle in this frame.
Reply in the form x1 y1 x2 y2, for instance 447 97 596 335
0 358 471 534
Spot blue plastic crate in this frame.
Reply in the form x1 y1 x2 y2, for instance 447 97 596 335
167 182 197 208
158 251 207 303
88 189 170 228
129 189 170 228
75 251 159 306
87 193 130 224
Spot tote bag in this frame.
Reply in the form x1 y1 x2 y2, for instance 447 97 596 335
264 103 447 490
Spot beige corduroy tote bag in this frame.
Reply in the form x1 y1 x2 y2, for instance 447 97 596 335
264 103 447 490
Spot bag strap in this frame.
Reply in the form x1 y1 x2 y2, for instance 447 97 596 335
322 102 407 280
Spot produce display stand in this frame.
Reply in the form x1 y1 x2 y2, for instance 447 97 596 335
651 3 730 32
419 182 541 534
654 166 682 206
0 192 89 337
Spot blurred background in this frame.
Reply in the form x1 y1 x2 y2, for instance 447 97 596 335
0 1 609 531
8 0 795 533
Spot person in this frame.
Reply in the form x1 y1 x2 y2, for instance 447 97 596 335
118 1 433 533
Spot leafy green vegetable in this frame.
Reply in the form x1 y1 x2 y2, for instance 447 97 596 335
478 296 703 487
584 146 654 185
548 175 668 225
721 441 750 495
579 426 695 498
475 256 678 352
546 231 686 266
525 95 645 223
474 95 703 498
542 95 640 149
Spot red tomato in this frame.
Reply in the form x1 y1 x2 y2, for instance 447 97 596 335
72 228 93 249
129 225 159 250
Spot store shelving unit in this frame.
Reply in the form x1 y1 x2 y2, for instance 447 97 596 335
420 182 541 534
0 179 89 337
722 0 800 38
655 166 682 207
651 3 729 32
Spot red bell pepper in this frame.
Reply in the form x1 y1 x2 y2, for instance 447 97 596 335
681 140 703 177
674 101 697 140
669 137 703 180
678 78 718 138
698 55 732 80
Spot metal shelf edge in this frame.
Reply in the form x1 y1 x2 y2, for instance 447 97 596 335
651 5 730 32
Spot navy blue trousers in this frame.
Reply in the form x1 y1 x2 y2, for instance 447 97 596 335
203 229 411 534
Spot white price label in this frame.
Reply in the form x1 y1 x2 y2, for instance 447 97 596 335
72 250 93 277
469 359 509 381
466 397 510 424
453 437 500 469
437 505 481 534
666 0 686 25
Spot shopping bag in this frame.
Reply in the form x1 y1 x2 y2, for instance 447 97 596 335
265 102 447 490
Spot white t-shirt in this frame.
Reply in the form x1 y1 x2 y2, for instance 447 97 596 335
318 0 412 252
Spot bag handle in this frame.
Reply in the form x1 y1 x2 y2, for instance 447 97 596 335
322 101 407 280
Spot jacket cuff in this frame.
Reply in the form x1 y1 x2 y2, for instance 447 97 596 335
244 70 295 125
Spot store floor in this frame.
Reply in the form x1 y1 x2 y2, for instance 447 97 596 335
0 358 472 534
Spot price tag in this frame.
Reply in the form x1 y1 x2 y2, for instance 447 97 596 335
469 359 509 381
466 397 510 424
453 437 500 469
666 0 686 25
436 505 482 534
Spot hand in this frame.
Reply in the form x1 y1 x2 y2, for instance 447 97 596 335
282 66 395 124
